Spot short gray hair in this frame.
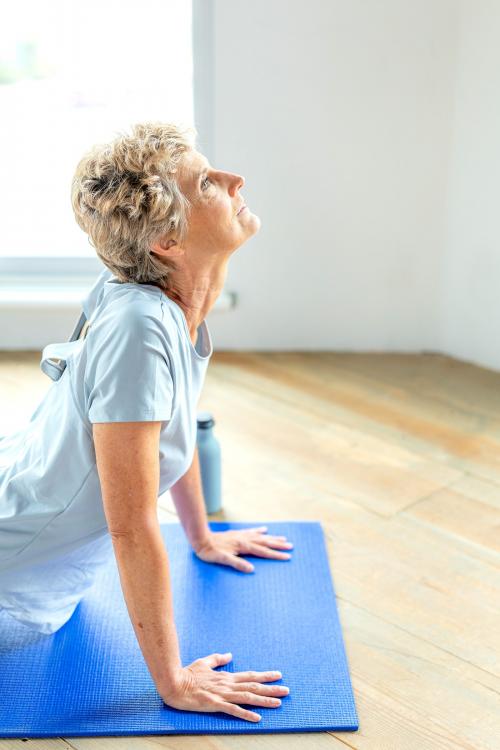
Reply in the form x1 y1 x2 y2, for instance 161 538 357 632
71 120 197 289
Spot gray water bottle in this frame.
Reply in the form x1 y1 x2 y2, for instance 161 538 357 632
196 411 222 514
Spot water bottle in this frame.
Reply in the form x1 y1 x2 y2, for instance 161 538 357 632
196 411 222 513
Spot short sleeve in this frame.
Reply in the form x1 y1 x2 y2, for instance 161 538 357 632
85 310 175 424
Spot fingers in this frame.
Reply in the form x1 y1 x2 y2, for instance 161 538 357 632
231 670 284 683
245 526 268 532
243 528 293 548
206 549 255 573
224 552 255 573
230 681 290 697
200 651 233 668
223 689 283 709
245 543 292 560
167 656 289 724
215 682 290 723
257 536 294 550
215 700 262 722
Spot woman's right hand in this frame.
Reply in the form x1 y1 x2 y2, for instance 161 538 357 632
159 651 290 722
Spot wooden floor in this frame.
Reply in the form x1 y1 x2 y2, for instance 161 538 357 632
1 350 499 749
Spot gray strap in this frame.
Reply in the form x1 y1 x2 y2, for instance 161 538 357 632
40 307 98 381
40 340 85 381
68 309 88 342
40 272 112 381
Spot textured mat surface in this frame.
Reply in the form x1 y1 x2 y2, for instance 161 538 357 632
0 520 359 737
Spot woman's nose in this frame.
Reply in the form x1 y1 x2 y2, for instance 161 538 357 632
229 173 244 194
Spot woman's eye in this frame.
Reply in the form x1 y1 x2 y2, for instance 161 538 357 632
201 176 211 190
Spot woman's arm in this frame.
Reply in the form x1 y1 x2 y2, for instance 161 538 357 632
109 519 182 691
169 445 212 552
92 420 290 720
92 420 182 693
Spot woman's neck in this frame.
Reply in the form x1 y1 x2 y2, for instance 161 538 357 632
159 262 229 343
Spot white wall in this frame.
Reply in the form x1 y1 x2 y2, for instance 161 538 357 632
439 0 500 371
209 0 460 352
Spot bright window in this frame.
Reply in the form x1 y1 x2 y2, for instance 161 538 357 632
0 0 194 259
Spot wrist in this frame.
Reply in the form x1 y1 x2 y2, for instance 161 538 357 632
190 529 213 554
156 661 184 694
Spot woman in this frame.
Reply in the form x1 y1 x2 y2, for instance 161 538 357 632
0 122 292 722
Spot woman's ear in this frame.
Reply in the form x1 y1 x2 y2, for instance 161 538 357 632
151 237 179 256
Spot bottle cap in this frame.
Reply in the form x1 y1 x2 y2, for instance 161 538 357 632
197 411 215 429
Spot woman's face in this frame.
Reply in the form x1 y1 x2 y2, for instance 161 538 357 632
175 149 261 256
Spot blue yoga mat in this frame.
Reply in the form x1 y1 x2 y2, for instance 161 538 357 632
0 520 359 737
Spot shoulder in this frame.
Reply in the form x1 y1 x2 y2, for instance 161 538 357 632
84 303 174 384
92 295 174 345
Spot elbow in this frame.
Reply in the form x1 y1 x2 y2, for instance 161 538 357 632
109 528 134 542
108 516 159 543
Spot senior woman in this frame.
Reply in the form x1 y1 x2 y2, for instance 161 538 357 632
0 122 291 722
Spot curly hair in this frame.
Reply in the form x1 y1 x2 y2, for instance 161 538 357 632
71 120 197 289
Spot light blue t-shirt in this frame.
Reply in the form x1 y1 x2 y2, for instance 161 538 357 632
0 267 213 634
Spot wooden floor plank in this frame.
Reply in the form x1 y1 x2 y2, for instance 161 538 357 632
334 600 500 750
312 352 500 421
403 484 500 553
63 733 352 749
213 352 500 484
0 740 76 749
201 376 464 518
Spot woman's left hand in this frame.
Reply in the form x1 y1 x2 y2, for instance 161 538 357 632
193 526 294 573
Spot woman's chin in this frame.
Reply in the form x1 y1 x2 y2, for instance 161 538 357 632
234 207 261 239
245 210 261 232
